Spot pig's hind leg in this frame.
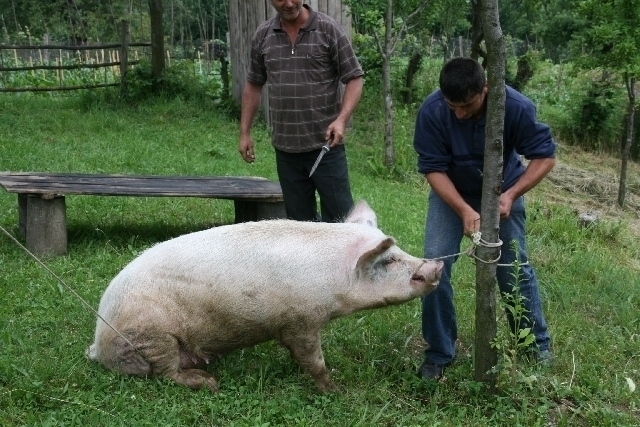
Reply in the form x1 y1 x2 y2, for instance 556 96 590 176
279 329 336 392
148 334 219 392
115 332 219 392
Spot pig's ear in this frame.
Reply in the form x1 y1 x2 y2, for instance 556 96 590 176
355 237 395 271
344 200 377 228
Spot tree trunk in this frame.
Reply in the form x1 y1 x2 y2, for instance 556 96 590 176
475 0 505 391
403 51 422 104
470 0 485 64
170 0 175 51
618 74 636 207
197 0 206 46
10 0 19 33
383 0 394 167
149 0 165 88
120 19 130 97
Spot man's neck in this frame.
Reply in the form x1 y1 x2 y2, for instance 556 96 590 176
279 5 309 32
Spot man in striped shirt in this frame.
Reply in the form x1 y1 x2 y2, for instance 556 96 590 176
239 0 364 222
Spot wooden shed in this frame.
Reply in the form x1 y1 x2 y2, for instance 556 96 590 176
228 0 353 125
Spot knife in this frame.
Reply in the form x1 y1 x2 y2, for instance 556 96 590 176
308 142 331 177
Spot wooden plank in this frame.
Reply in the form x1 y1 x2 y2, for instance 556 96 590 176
0 173 283 201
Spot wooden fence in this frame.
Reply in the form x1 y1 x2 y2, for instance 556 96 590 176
0 41 150 93
0 20 151 93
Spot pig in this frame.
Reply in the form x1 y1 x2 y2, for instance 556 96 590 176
87 200 442 392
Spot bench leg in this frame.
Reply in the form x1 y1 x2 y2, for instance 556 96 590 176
18 194 27 237
257 201 286 220
234 200 286 223
25 195 68 256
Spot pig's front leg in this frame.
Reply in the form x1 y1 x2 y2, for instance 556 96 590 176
166 368 219 392
280 329 336 392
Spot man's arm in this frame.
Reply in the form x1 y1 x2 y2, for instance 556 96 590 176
238 81 264 163
500 157 555 218
325 76 363 147
426 171 481 237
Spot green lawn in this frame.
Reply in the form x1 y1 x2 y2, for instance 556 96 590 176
0 92 638 426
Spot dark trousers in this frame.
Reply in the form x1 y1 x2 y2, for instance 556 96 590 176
274 145 353 222
421 191 551 365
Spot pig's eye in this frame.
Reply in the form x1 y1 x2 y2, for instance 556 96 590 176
380 256 397 267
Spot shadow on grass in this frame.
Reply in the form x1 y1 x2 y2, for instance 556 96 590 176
67 220 233 249
0 220 232 258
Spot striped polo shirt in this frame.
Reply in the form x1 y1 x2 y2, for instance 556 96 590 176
247 5 364 153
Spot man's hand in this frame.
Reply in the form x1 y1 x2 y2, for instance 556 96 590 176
461 207 481 238
500 157 555 217
239 136 255 163
238 81 263 164
325 119 346 147
499 193 515 219
426 172 480 238
325 77 363 148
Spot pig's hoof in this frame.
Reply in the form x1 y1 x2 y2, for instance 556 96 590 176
168 369 219 393
315 379 337 393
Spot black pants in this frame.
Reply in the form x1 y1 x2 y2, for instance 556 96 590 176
274 145 353 222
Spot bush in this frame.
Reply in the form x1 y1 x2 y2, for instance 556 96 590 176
524 62 626 152
75 57 239 117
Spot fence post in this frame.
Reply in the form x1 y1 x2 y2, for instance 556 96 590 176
120 19 130 97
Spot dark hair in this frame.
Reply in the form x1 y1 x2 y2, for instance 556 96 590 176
439 57 486 102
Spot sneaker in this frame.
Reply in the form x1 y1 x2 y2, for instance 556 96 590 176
537 349 554 367
417 360 447 381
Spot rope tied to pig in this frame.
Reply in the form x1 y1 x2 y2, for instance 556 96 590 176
0 224 144 358
427 231 529 267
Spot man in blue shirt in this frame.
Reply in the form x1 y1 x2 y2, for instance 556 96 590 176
413 57 555 380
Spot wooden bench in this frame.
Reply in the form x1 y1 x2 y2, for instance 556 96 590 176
0 172 286 256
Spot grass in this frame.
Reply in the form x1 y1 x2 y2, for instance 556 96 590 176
0 90 639 426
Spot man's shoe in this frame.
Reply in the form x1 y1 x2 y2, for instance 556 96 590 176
537 349 554 367
417 360 447 381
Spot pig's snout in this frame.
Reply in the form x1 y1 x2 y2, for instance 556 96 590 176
411 260 443 291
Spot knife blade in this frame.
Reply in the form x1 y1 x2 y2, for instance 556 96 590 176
308 142 331 177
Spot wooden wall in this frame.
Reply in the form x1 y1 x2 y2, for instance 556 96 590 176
228 0 271 104
306 0 352 35
229 1 353 123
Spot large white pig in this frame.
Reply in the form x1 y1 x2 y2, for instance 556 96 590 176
88 200 442 392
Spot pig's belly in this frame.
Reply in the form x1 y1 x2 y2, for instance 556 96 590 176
107 285 301 355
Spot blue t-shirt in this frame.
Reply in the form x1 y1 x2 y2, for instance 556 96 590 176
413 86 556 202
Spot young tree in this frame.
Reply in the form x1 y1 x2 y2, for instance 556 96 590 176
475 0 505 389
345 0 429 167
571 0 640 207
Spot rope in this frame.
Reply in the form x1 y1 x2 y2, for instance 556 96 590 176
0 388 115 418
426 231 528 267
0 224 142 357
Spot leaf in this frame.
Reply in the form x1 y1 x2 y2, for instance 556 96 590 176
520 374 538 387
626 377 636 393
518 328 532 339
522 334 536 347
